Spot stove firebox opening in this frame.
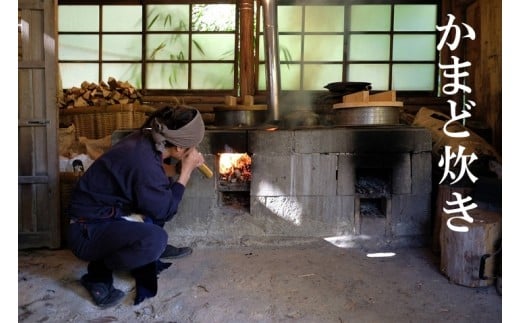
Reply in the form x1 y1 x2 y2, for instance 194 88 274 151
217 152 252 210
355 167 392 236
359 198 387 218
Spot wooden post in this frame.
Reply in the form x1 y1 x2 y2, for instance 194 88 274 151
440 208 501 287
239 0 255 98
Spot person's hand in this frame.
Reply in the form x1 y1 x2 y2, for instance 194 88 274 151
177 148 205 185
182 148 204 171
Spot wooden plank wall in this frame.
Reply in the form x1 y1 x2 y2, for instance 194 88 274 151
466 0 502 155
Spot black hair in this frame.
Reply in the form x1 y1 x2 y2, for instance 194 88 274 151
141 105 197 130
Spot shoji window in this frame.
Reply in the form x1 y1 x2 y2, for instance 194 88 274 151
258 1 438 92
58 1 237 91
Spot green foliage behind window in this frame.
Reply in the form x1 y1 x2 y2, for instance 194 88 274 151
58 1 438 93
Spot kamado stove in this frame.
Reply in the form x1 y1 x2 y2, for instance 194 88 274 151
172 0 432 249
192 122 431 249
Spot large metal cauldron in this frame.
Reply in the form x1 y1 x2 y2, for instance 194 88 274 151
214 106 267 127
334 106 401 126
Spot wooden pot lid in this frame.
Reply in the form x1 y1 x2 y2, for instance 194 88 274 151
333 90 403 109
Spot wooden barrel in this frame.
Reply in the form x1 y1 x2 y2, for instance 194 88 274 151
439 208 501 287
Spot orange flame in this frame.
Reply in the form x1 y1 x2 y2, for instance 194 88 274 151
219 153 252 181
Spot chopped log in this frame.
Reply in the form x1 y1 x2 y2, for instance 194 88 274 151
74 96 88 107
59 77 144 109
80 81 90 89
111 91 121 101
440 208 501 287
69 86 81 95
121 81 134 92
107 77 118 89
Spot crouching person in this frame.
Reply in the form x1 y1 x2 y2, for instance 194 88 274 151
67 105 206 307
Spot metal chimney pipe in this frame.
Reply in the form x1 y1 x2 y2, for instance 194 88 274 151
260 0 281 121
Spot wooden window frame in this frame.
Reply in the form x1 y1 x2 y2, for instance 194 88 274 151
59 0 441 98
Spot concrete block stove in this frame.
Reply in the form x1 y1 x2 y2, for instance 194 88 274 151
168 125 432 250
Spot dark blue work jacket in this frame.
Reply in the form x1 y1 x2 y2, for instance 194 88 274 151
68 130 185 227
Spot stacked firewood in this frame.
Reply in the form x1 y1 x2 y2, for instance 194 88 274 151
58 77 143 109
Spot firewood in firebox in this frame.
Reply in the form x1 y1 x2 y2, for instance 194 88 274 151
220 164 251 183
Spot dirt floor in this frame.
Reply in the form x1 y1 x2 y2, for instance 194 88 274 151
18 241 502 323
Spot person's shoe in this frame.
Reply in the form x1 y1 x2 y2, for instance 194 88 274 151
80 274 125 308
131 262 158 305
160 244 193 259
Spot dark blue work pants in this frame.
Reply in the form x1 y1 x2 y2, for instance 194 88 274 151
67 219 168 272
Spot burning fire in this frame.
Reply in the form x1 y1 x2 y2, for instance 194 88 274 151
219 153 252 182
